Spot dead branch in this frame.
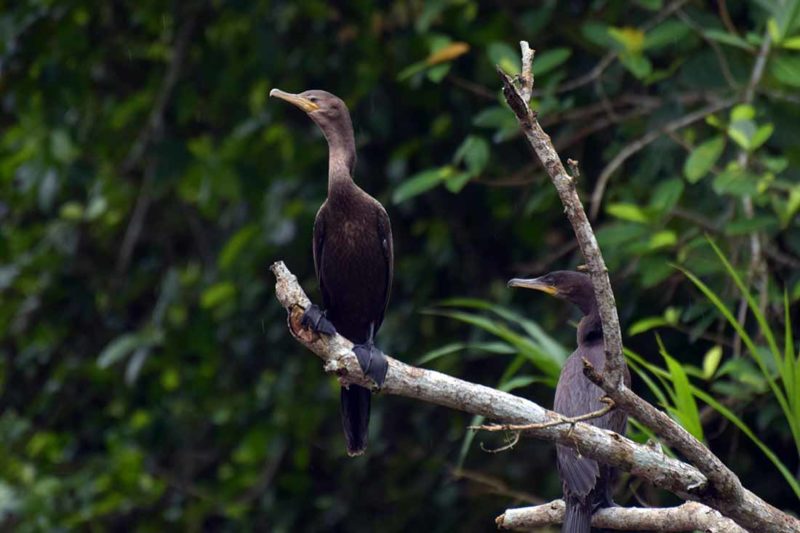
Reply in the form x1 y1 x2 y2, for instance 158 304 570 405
497 500 746 532
270 260 799 532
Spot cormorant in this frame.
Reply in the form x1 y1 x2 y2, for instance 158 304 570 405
271 88 393 456
508 271 629 533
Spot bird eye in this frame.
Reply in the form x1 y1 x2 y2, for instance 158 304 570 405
308 96 317 103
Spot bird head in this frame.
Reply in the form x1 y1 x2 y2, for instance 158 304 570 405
270 88 351 135
508 270 596 316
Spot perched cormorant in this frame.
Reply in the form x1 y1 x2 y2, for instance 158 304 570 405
270 88 393 456
508 271 629 533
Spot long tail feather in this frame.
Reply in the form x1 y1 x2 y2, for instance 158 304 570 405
340 385 371 456
563 499 592 533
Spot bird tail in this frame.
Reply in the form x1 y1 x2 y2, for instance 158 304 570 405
563 499 592 533
340 385 371 456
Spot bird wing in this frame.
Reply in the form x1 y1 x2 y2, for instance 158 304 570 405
557 444 600 499
375 202 393 330
312 202 332 309
554 349 606 500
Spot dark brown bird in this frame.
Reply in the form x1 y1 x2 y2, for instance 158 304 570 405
508 271 629 533
271 88 393 456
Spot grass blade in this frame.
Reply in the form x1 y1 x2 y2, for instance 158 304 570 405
677 265 790 414
657 336 704 441
626 348 800 499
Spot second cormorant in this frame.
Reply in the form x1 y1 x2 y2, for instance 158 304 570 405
509 271 629 533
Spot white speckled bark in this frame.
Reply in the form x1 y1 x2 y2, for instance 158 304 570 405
498 500 746 532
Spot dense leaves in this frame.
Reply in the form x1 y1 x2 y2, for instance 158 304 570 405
1 1 799 531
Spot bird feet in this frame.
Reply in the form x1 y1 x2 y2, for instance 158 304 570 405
300 305 337 336
352 341 388 387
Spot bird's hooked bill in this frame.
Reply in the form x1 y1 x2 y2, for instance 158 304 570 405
269 88 320 113
507 277 558 295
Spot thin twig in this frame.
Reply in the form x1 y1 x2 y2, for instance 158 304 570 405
532 52 615 98
734 29 772 349
760 88 800 104
519 41 534 102
566 158 580 178
588 98 736 220
450 467 544 504
116 10 198 273
677 7 738 90
717 0 739 37
446 74 496 100
469 398 614 432
116 162 155 274
765 244 800 269
121 11 198 174
480 431 521 454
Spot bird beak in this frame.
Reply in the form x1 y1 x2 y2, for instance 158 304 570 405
507 277 558 295
269 88 320 113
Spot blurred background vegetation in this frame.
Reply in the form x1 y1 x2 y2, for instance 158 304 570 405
2 0 799 531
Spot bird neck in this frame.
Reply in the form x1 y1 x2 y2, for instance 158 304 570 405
328 158 355 195
325 125 357 194
577 308 603 345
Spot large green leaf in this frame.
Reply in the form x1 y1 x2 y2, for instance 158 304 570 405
770 54 800 87
683 136 724 183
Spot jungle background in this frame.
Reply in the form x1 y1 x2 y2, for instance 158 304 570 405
2 0 800 531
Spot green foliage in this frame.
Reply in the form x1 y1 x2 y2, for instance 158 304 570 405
625 348 800 499
680 239 800 459
424 298 567 385
657 336 704 441
684 136 725 183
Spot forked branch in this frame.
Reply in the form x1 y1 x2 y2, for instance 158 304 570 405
495 40 798 533
270 260 798 531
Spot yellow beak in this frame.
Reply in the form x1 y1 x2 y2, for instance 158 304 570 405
269 88 320 113
507 277 558 295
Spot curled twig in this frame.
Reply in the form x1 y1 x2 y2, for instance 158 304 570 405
479 431 521 454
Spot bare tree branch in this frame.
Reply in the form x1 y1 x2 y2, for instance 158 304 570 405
121 11 198 174
582 361 742 496
450 467 544 505
734 29 772 354
497 500 747 532
493 59 626 391
518 41 534 103
116 9 199 274
270 261 705 493
270 261 800 532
